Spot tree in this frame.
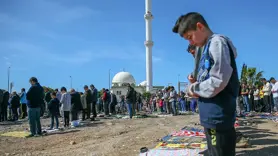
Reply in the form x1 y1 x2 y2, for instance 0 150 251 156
98 90 103 98
42 86 54 92
241 66 263 87
142 91 151 101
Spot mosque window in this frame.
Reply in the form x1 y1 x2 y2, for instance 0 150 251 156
116 91 121 95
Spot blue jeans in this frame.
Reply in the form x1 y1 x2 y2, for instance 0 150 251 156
190 99 197 112
28 107 42 135
138 103 142 112
274 97 278 111
171 101 177 115
50 114 59 129
243 96 250 112
180 100 186 112
126 103 133 118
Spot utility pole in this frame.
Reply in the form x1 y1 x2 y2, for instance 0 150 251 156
109 69 111 90
70 76 72 89
178 74 180 94
7 66 10 92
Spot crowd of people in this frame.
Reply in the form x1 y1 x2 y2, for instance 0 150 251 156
237 77 278 116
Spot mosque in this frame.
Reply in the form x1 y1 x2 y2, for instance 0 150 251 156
110 71 164 100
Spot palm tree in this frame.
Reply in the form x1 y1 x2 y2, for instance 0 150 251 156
241 66 263 87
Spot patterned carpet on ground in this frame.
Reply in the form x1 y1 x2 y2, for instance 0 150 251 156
139 126 207 156
1 131 30 138
139 118 253 156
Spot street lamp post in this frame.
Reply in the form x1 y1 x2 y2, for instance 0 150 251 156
109 69 111 90
7 67 10 92
178 74 180 94
70 76 72 89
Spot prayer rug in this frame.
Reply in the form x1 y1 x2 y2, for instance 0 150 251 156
139 149 204 156
1 131 30 138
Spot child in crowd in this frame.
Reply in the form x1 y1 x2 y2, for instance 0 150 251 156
159 98 164 112
47 92 60 130
173 12 239 156
253 85 261 112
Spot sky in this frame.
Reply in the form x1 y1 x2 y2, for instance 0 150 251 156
0 0 278 92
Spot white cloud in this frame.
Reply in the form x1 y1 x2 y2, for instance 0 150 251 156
24 0 99 23
153 56 162 62
0 41 163 67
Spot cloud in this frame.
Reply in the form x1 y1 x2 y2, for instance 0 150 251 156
35 0 99 23
3 56 11 66
0 41 163 67
0 0 99 42
153 56 162 62
0 41 92 66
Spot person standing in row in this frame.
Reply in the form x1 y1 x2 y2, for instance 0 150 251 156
80 92 87 121
84 85 93 120
102 88 109 116
270 77 278 112
20 88 27 119
47 92 60 130
26 77 43 137
262 78 272 113
60 87 71 127
10 91 20 121
0 90 9 122
44 88 51 118
90 84 98 118
70 89 83 121
125 84 135 119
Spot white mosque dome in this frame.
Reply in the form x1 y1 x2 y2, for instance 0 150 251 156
112 72 136 86
138 80 147 87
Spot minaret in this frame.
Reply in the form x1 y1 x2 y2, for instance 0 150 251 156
144 0 153 92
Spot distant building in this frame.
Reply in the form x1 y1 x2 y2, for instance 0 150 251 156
110 71 164 101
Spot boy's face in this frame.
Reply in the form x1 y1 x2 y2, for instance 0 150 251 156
51 95 55 99
183 23 207 47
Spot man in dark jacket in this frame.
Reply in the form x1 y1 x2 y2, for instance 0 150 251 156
0 90 9 121
70 89 83 121
84 85 93 120
109 91 117 115
47 92 60 130
10 91 20 121
44 88 51 117
90 84 98 118
26 77 44 137
126 84 135 119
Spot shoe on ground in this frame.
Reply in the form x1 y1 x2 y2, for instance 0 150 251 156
26 134 34 138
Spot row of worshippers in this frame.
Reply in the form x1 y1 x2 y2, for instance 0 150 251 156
238 77 278 116
0 89 28 122
147 86 198 115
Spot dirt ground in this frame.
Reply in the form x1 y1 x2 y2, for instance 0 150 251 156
0 114 278 156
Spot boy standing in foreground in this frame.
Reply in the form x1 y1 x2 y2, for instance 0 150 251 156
172 12 239 156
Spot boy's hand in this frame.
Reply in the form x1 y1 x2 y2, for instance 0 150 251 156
188 74 196 83
188 84 199 98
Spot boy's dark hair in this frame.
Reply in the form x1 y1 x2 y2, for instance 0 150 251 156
61 87 67 92
187 44 196 53
21 88 25 91
51 92 56 96
29 77 38 83
172 12 209 37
